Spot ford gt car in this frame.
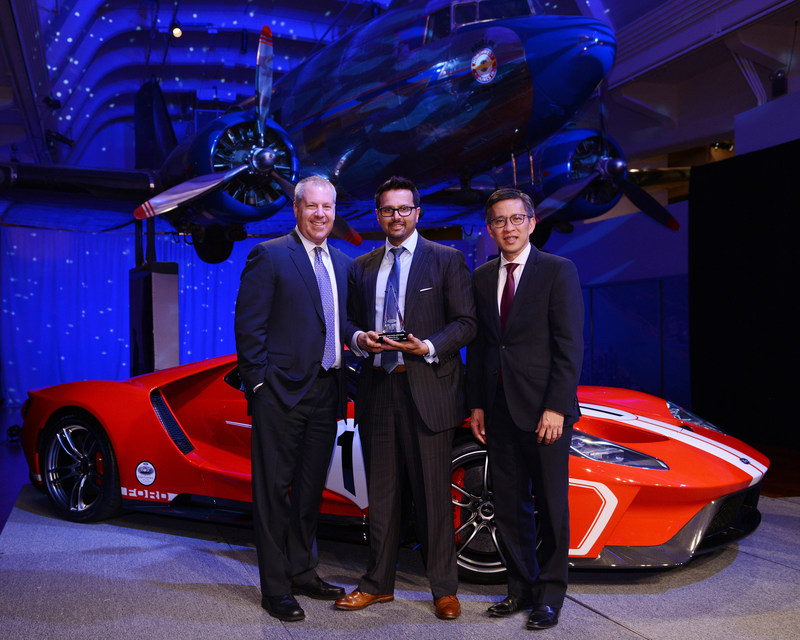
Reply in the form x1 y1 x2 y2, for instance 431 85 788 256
19 354 769 583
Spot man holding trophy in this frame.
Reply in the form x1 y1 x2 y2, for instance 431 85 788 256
336 176 476 620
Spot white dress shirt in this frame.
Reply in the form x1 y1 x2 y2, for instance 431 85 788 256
353 230 436 365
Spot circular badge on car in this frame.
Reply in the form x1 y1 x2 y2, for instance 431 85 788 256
471 48 497 84
136 461 156 486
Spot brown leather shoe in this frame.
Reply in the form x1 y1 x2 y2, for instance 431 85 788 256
434 595 461 620
334 590 394 610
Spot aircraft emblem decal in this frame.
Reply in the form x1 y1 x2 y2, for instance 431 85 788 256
471 47 497 84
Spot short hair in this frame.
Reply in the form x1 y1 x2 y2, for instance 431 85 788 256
374 176 420 209
294 175 336 205
485 188 535 224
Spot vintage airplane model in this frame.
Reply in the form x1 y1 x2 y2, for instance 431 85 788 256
0 0 677 263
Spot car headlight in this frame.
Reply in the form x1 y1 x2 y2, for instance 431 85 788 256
570 431 669 470
666 401 725 433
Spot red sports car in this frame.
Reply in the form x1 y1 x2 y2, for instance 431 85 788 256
19 353 769 582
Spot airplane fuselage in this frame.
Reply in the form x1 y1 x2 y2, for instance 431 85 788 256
272 2 615 198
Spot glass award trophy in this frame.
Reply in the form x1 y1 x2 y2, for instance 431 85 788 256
379 282 409 342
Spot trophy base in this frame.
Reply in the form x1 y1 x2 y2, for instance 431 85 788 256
378 331 409 343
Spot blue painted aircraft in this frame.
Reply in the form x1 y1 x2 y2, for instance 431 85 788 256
1 0 675 262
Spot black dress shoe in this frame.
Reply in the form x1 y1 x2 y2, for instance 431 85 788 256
292 576 346 600
487 595 532 617
261 594 305 621
526 605 560 630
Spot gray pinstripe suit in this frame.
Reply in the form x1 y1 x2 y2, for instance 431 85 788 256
346 234 476 598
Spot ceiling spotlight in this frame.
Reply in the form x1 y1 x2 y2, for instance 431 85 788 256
171 21 183 38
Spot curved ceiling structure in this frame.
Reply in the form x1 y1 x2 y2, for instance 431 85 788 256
1 0 798 180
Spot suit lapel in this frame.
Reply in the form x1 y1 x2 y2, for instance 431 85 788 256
330 247 349 327
480 258 502 337
505 245 540 330
405 236 431 316
288 230 324 322
362 247 383 331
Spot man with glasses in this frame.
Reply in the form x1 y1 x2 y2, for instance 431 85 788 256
336 176 476 620
466 188 583 631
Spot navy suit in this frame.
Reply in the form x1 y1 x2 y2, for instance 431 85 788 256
466 245 583 609
235 230 352 596
347 235 476 598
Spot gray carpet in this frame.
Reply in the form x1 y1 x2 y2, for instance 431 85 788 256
1 484 798 639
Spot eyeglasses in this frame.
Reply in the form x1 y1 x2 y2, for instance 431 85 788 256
378 205 417 217
489 214 531 229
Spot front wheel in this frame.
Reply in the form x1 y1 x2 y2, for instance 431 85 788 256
39 414 121 522
450 441 507 583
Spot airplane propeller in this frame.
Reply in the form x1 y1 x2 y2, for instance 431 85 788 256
133 26 283 221
534 156 679 230
535 79 680 231
255 26 273 148
134 148 276 219
132 25 362 244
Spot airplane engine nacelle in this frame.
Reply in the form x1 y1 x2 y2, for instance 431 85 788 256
160 110 299 227
531 128 624 222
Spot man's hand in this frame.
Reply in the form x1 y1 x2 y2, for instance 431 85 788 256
357 330 386 354
380 333 430 356
470 408 486 445
536 409 564 445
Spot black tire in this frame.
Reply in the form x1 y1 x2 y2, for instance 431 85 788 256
450 440 508 584
39 414 121 522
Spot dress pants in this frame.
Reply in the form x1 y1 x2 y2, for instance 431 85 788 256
487 384 571 608
250 372 338 596
358 369 458 599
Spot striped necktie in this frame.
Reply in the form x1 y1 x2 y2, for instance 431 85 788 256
382 246 404 372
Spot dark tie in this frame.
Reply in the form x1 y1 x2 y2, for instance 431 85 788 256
314 247 336 370
500 263 518 332
382 246 404 373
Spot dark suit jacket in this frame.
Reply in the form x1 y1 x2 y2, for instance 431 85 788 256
466 245 584 429
347 236 477 431
235 230 353 418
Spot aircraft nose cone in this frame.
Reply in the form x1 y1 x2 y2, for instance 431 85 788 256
523 17 616 115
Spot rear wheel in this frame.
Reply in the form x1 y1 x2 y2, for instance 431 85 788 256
451 441 507 583
39 414 121 522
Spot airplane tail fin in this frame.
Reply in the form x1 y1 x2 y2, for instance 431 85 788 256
135 79 177 170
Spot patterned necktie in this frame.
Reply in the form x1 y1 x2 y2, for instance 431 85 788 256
382 246 404 373
500 263 518 332
314 247 336 370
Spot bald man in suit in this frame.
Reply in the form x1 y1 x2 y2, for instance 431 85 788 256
335 176 476 620
467 188 583 631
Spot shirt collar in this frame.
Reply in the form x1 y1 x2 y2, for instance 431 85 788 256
499 241 532 269
295 226 329 256
384 229 418 258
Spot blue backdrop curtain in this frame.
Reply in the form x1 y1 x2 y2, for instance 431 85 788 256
1 227 262 406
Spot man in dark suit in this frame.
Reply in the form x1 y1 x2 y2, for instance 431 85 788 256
335 176 476 620
466 188 583 631
235 175 353 622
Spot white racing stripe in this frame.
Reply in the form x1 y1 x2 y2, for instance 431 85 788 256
580 403 767 486
568 478 619 555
